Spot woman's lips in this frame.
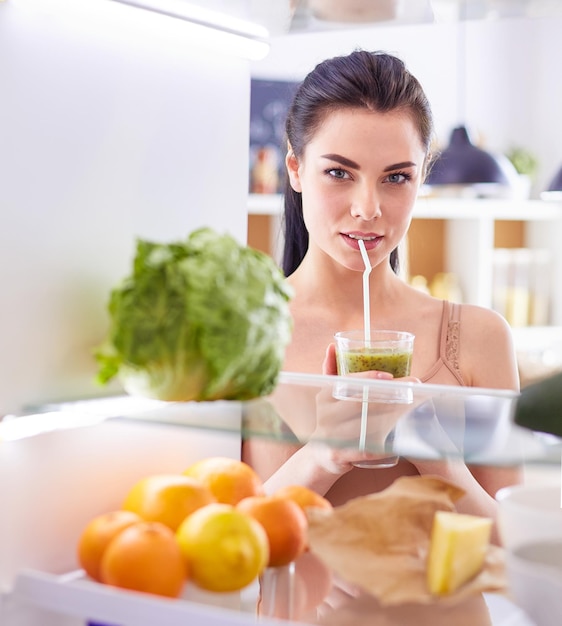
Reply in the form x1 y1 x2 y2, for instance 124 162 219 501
341 232 381 251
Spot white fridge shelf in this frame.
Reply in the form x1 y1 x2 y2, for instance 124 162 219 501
9 568 536 626
10 568 284 626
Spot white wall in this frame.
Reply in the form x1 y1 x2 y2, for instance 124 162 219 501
0 1 252 415
251 15 561 194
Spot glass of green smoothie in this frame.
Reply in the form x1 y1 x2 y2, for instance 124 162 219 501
333 330 415 467
335 329 414 378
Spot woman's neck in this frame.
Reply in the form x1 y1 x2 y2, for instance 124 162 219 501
288 252 401 310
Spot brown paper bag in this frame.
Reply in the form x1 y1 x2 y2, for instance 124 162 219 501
306 475 507 606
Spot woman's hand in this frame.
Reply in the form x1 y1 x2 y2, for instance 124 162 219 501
306 387 376 474
307 379 419 474
253 343 424 496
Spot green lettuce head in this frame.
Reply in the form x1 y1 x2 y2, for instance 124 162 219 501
95 227 293 402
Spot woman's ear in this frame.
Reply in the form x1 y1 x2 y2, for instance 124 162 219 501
285 147 302 193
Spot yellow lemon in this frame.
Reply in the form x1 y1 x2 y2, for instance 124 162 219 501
176 503 269 592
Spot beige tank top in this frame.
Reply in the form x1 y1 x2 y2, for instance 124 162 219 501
420 300 466 386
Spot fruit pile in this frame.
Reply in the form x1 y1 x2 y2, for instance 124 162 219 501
76 457 332 598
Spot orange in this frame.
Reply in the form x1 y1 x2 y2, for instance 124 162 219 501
122 474 216 531
176 503 269 592
182 457 264 505
237 495 308 567
100 521 186 598
77 510 142 582
274 485 333 512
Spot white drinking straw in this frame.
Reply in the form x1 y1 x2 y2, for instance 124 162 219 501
358 240 373 457
359 393 369 451
358 239 372 343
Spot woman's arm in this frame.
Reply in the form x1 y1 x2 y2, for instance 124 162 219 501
411 458 522 544
242 438 353 496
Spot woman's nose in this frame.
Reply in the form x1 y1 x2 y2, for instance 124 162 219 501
350 187 382 220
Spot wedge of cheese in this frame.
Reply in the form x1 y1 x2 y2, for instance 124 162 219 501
427 511 492 595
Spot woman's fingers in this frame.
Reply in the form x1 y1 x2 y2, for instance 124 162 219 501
398 375 421 384
347 371 421 383
322 343 338 375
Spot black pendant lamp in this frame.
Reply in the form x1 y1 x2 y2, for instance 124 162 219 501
425 3 515 190
542 165 562 200
426 125 513 186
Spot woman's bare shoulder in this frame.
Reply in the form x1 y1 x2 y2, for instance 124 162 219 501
458 302 513 335
456 303 519 389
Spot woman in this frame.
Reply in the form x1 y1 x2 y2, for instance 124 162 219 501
243 50 521 541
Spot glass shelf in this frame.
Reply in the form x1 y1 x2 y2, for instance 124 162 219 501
32 371 562 468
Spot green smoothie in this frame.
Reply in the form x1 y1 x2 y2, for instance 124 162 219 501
337 349 412 377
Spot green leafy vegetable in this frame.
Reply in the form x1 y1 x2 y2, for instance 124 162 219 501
95 227 293 402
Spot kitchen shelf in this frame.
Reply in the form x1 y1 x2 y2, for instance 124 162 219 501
247 194 562 220
247 193 284 216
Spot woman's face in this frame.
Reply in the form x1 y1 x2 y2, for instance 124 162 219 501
286 108 427 273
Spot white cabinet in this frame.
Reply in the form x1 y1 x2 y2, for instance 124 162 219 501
414 197 562 326
248 195 562 326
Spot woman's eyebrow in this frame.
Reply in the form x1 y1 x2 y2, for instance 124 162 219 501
384 161 417 171
321 154 360 169
321 155 418 172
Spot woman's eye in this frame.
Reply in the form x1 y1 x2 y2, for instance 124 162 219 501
326 168 350 180
387 172 411 184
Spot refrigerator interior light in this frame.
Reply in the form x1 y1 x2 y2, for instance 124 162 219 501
110 0 271 60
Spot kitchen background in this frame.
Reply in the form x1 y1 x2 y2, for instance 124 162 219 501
2 0 562 415
251 14 562 196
